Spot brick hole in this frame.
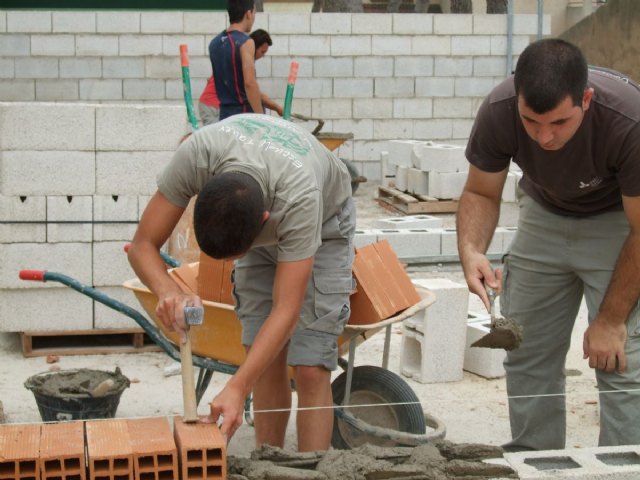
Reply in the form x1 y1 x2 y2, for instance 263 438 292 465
0 462 14 475
187 466 203 478
596 452 640 466
114 475 129 480
113 458 129 470
187 450 202 462
44 459 62 473
47 476 63 480
524 456 581 471
93 459 109 471
67 476 82 480
205 449 222 461
64 458 80 470
19 460 37 473
140 473 155 480
157 455 173 467
158 470 174 480
95 476 110 480
138 456 154 469
206 465 222 478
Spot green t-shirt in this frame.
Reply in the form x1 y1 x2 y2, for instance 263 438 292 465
158 114 352 261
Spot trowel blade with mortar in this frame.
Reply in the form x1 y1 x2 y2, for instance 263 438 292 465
471 287 523 351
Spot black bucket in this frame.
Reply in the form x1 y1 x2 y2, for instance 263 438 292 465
24 367 130 422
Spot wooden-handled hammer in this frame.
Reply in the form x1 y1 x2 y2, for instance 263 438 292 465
181 306 204 423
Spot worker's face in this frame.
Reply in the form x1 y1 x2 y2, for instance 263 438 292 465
517 88 593 151
255 43 269 60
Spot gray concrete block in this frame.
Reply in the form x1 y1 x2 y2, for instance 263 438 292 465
0 287 93 332
411 36 451 55
351 13 391 35
407 167 429 196
140 11 183 33
415 77 455 97
427 171 467 200
0 80 34 100
464 313 505 379
440 228 458 256
373 215 442 230
93 241 135 286
375 228 441 259
31 34 75 56
75 35 119 56
95 151 173 196
0 242 92 289
47 195 93 243
79 79 123 100
183 12 226 34
53 11 96 33
392 13 433 35
102 57 145 78
394 165 409 192
311 13 351 34
373 119 414 140
372 35 412 56
15 58 58 79
59 57 102 78
35 80 80 101
0 223 46 243
353 98 392 119
354 57 393 78
93 195 139 241
333 78 373 98
455 77 495 97
387 139 426 168
289 35 330 56
505 445 640 479
95 105 186 151
311 98 352 119
0 102 96 151
7 11 51 33
433 14 472 35
119 35 163 56
161 34 206 57
353 229 378 249
0 151 96 195
0 57 14 78
0 34 30 56
123 79 165 100
374 77 414 98
0 195 46 243
433 97 473 119
330 36 371 56
412 142 467 172
0 11 5 33
93 286 139 329
395 56 434 77
97 12 141 33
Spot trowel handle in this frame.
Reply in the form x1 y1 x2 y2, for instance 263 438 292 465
486 287 497 323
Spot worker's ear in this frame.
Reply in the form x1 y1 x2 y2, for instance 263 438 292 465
262 211 270 223
582 88 594 111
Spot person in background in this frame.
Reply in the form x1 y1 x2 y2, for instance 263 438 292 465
198 28 281 126
456 38 640 451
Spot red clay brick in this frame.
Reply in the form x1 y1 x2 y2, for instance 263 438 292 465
173 417 226 480
127 417 178 480
40 421 86 480
86 419 133 480
0 424 41 480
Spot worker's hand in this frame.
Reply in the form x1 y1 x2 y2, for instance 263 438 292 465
461 251 502 311
155 292 203 344
583 318 627 373
207 382 247 443
275 104 284 117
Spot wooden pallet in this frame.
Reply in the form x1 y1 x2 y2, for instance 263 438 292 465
21 328 162 357
376 185 459 214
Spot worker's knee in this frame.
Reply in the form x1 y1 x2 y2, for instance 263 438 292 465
293 365 330 394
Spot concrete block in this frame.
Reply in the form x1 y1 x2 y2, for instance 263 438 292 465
0 195 46 243
293 78 333 99
93 241 135 287
0 80 34 100
93 195 139 241
103 57 145 78
415 77 455 97
498 202 520 228
30 34 75 56
97 12 141 33
46 195 93 243
0 242 92 289
35 79 80 101
464 313 506 379
380 150 394 176
393 98 433 119
372 35 412 56
395 165 409 192
427 171 467 200
374 215 442 230
473 56 507 77
351 13 391 34
374 77 414 98
411 35 451 55
75 35 119 56
400 278 469 383
451 35 491 56
119 35 163 56
452 118 474 140
311 13 351 34
59 57 102 78
0 34 30 55
433 97 473 119
161 34 205 57
433 14 472 35
96 105 186 151
353 98 392 119
455 77 495 97
387 139 426 168
392 13 433 34
334 78 373 98
354 57 393 78
0 11 6 33
413 119 454 142
52 11 96 33
269 13 310 34
473 14 508 34
412 142 467 172
0 151 96 196
94 286 139 329
353 140 390 164
123 79 165 100
15 58 58 78
330 36 371 56
79 79 123 100
7 11 51 33
375 228 441 259
407 167 429 196
272 57 311 78
353 229 378 249
440 228 457 256
311 98 351 119
96 151 173 196
502 172 518 203
505 444 640 479
140 11 183 33
289 35 330 56
0 287 93 332
395 56 434 77
183 11 226 34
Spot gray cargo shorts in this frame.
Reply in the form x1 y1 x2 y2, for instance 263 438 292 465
232 198 356 371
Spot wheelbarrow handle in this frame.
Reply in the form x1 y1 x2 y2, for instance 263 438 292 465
290 112 325 136
123 243 181 268
19 270 47 282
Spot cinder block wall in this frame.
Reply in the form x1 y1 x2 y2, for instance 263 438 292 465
0 10 549 181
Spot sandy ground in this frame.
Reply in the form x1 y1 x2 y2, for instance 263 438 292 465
0 183 602 456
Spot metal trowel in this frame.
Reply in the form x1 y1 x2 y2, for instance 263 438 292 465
471 287 523 351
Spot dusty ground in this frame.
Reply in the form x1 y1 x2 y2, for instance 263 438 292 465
0 183 601 457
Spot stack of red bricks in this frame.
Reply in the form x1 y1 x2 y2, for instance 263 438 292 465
0 417 226 480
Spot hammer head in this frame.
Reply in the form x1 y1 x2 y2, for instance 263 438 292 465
184 306 204 326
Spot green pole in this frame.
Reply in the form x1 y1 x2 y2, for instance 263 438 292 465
180 44 199 131
282 61 299 120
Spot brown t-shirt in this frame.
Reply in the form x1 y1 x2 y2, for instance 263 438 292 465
466 69 640 216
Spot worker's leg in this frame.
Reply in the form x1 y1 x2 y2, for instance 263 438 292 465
293 363 334 451
502 194 583 451
572 209 640 446
198 102 219 126
234 246 291 448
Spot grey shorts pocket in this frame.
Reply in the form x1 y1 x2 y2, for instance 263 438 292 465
628 301 640 337
306 268 353 335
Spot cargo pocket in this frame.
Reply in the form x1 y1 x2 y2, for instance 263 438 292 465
627 300 640 337
306 268 353 335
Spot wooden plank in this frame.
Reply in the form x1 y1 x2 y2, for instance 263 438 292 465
377 186 459 214
20 328 162 357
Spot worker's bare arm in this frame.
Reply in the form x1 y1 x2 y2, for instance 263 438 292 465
456 164 508 308
240 40 264 115
261 93 283 116
583 194 640 373
210 256 313 440
127 191 201 339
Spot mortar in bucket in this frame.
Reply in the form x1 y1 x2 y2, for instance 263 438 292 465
24 367 130 422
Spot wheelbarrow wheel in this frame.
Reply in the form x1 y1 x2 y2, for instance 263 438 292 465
331 365 426 449
341 158 362 195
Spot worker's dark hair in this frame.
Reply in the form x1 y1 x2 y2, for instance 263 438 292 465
193 172 264 259
227 0 255 24
250 29 272 49
514 38 588 114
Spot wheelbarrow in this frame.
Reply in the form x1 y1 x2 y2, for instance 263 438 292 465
19 259 445 449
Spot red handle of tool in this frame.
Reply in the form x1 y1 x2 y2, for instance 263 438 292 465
19 270 46 282
287 61 299 85
123 243 131 253
179 44 189 67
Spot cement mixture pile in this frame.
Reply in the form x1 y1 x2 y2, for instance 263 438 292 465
228 442 516 479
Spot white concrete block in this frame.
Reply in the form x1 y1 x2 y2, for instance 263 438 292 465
392 13 433 34
334 78 373 98
395 56 434 77
373 120 413 141
380 150 394 180
412 142 467 172
455 77 495 97
311 98 351 119
373 215 442 230
371 35 412 56
0 80 34 101
119 35 163 56
374 77 414 98
7 11 51 33
60 57 102 78
395 165 409 192
473 14 508 35
268 13 310 34
416 77 455 97
0 59 12 79
502 172 518 203
375 228 441 258
123 79 165 100
93 195 139 242
414 119 454 141
498 202 520 228
353 140 386 164
97 12 140 33
473 56 507 77
354 57 393 78
79 79 123 100
93 286 140 329
0 242 92 289
464 313 506 379
330 36 371 56
451 35 491 56
102 57 145 78
427 171 467 200
289 35 330 56
161 35 205 57
46 195 93 243
93 241 135 287
183 12 226 34
75 35 119 56
351 13 391 35
53 11 96 33
96 105 187 151
0 195 46 243
0 287 93 332
140 11 183 33
353 229 378 249
433 14 472 34
353 98 392 119
293 78 333 99
35 80 80 101
393 98 433 119
15 58 58 78
95 151 173 196
0 34 30 55
433 97 473 119
0 151 95 196
0 11 5 33
0 103 95 151
407 168 429 196
409 278 469 334
311 13 351 34
387 140 426 168
411 36 451 56
31 34 75 56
